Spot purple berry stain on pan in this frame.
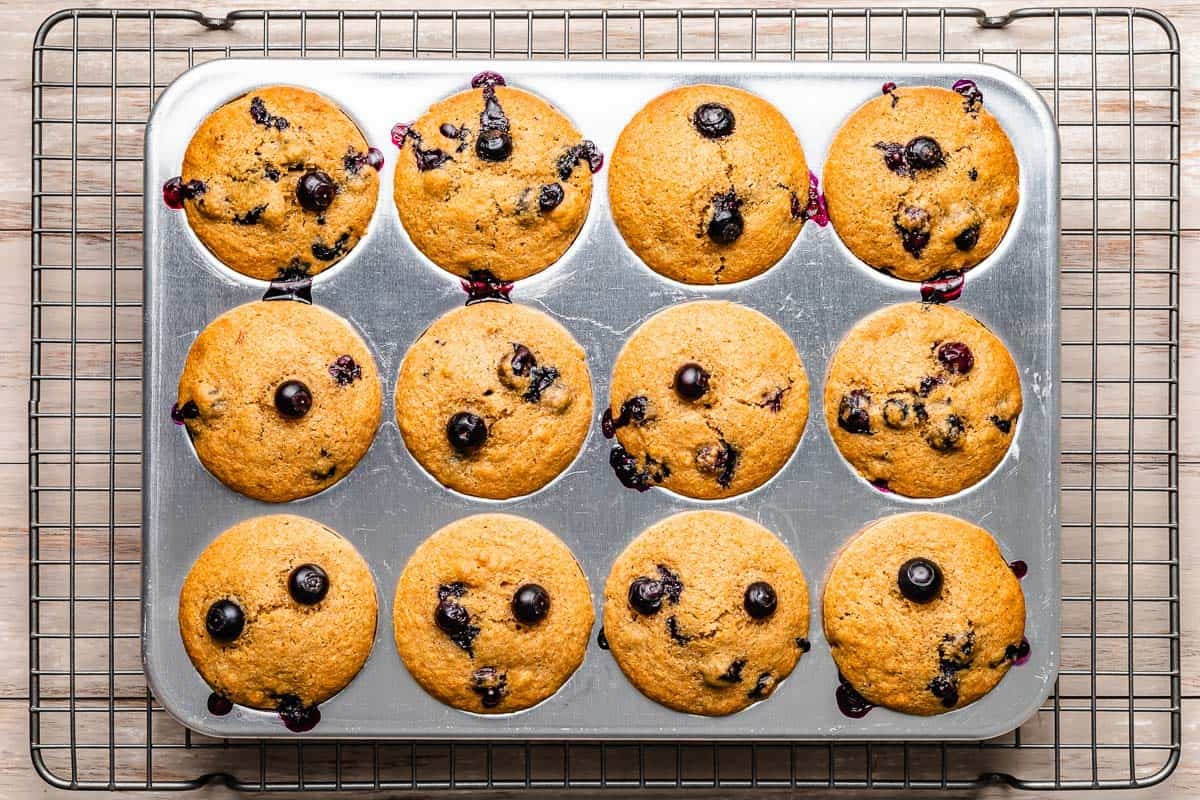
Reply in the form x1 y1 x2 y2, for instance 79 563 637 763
792 171 829 227
836 675 875 718
460 270 513 304
920 271 964 303
871 479 892 493
1009 560 1028 579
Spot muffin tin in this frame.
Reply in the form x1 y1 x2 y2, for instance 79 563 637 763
143 59 1059 740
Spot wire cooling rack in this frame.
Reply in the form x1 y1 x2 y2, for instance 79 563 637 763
29 6 1180 792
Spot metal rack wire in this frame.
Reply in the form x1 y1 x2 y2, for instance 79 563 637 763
28 6 1180 792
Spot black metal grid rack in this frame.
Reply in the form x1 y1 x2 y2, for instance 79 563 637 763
28 6 1180 792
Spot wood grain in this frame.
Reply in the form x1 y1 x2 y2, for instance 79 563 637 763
3 0 1197 796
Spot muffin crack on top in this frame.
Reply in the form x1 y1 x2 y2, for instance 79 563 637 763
609 84 810 285
393 71 599 281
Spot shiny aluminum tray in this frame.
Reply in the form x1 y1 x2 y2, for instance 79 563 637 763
143 59 1059 741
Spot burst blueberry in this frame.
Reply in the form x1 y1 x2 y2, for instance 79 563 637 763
837 389 872 434
904 136 944 170
475 128 512 162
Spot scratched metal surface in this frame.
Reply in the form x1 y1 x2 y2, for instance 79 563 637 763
142 59 1059 740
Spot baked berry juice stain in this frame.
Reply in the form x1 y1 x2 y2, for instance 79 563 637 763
790 171 828 227
920 271 965 303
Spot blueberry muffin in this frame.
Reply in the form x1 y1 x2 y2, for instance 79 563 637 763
394 301 593 499
823 512 1027 715
603 511 809 716
174 86 381 281
179 514 378 730
175 300 382 502
824 302 1020 498
823 82 1019 281
605 300 808 499
393 514 594 713
393 72 598 281
608 84 810 285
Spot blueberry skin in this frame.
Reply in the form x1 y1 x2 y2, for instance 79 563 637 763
904 137 944 170
511 583 551 624
743 581 778 619
475 129 512 162
674 363 710 401
274 380 312 419
435 599 471 634
693 103 735 138
205 599 245 642
628 577 665 615
898 558 944 603
296 170 336 212
446 412 488 453
288 564 329 605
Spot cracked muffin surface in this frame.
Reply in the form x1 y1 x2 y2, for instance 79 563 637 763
175 300 382 503
605 300 808 499
823 83 1019 281
603 510 810 716
393 75 597 281
179 514 378 715
393 514 594 713
180 85 380 281
394 301 593 499
608 84 810 285
823 511 1027 715
824 302 1021 498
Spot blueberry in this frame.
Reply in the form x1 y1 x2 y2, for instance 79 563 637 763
440 123 461 138
743 581 777 620
538 182 565 212
837 389 872 434
296 170 336 212
665 615 692 644
288 564 329 605
328 355 362 385
435 599 471 635
365 147 385 171
874 141 909 176
628 577 665 615
207 693 233 716
898 557 943 603
954 224 980 251
511 583 550 624
674 363 710 401
707 191 744 244
991 415 1013 434
446 412 487 453
693 102 735 138
894 206 932 258
205 599 245 642
719 658 747 683
882 397 910 428
904 137 944 170
171 400 199 425
274 380 312 418
927 674 959 707
470 666 507 709
937 341 975 374
475 128 512 162
926 414 965 451
953 79 984 113
277 694 320 732
747 672 775 700
556 141 603 180
918 375 943 397
510 344 536 376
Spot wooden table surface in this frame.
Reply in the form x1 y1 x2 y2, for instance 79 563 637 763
1 0 1196 796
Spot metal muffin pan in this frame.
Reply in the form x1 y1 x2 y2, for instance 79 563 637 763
143 59 1059 740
